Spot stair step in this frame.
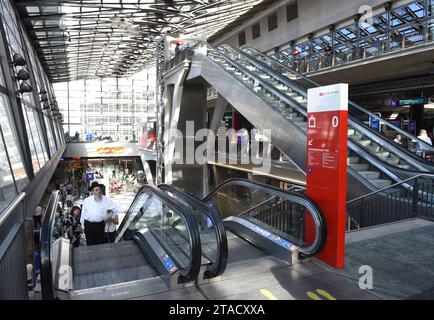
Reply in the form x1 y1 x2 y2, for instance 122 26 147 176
386 158 400 165
377 151 390 158
351 135 364 141
348 163 370 171
365 145 381 153
370 179 392 189
357 171 381 179
397 164 411 169
359 140 372 147
347 157 360 164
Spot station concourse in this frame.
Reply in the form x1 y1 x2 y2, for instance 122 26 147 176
0 0 433 301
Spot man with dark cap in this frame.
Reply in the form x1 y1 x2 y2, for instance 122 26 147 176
80 181 119 246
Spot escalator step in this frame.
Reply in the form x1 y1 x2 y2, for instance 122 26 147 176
73 264 157 290
370 179 392 189
357 171 381 179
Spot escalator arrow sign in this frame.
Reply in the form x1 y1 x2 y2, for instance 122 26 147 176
308 139 314 146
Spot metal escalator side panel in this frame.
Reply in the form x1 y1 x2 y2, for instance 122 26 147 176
158 184 228 278
132 230 182 289
223 216 298 264
40 190 61 300
202 178 326 258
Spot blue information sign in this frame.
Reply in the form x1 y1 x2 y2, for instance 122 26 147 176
370 117 380 132
162 256 177 273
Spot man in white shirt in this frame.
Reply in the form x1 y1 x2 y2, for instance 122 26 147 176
81 181 119 246
417 129 433 151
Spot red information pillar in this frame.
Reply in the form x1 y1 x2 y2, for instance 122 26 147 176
306 84 348 269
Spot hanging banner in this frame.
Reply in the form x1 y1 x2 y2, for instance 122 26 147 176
306 83 348 269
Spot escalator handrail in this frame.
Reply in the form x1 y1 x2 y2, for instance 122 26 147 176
245 46 434 155
117 184 202 282
202 178 327 258
158 184 228 278
187 42 308 129
40 190 61 300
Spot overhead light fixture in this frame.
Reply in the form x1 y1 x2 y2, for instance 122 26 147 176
40 94 48 102
15 69 30 81
42 101 50 110
17 81 33 93
12 53 27 66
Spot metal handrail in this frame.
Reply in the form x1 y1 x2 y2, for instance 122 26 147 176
347 173 434 204
245 46 434 153
0 193 26 226
202 178 326 258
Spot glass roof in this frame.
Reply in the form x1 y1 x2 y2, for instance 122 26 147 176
14 0 264 82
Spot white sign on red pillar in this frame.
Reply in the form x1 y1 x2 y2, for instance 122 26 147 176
306 83 348 269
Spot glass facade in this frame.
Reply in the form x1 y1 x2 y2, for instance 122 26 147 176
54 67 157 142
0 0 65 215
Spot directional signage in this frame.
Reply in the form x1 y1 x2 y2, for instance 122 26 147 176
306 83 348 269
86 172 94 181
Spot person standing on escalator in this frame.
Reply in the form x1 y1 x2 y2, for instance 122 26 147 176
105 209 119 243
81 181 119 246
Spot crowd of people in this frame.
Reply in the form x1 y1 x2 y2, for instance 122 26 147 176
50 181 121 248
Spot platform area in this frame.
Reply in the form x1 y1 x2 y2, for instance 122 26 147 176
317 218 434 300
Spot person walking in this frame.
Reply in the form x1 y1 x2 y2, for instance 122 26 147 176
80 181 119 246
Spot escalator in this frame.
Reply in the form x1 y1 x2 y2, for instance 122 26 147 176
158 184 228 280
40 186 202 300
157 179 326 297
185 43 433 201
239 45 434 175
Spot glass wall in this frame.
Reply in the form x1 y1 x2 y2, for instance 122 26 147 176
54 67 157 142
0 0 65 216
0 93 28 192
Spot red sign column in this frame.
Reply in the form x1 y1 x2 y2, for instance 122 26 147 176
306 84 348 269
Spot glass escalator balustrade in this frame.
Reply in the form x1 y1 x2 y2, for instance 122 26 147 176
160 188 219 268
126 192 192 271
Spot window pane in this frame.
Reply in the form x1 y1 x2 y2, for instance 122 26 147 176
45 115 56 154
268 13 278 31
0 133 17 214
287 2 298 22
22 105 41 173
0 93 28 190
252 23 261 39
